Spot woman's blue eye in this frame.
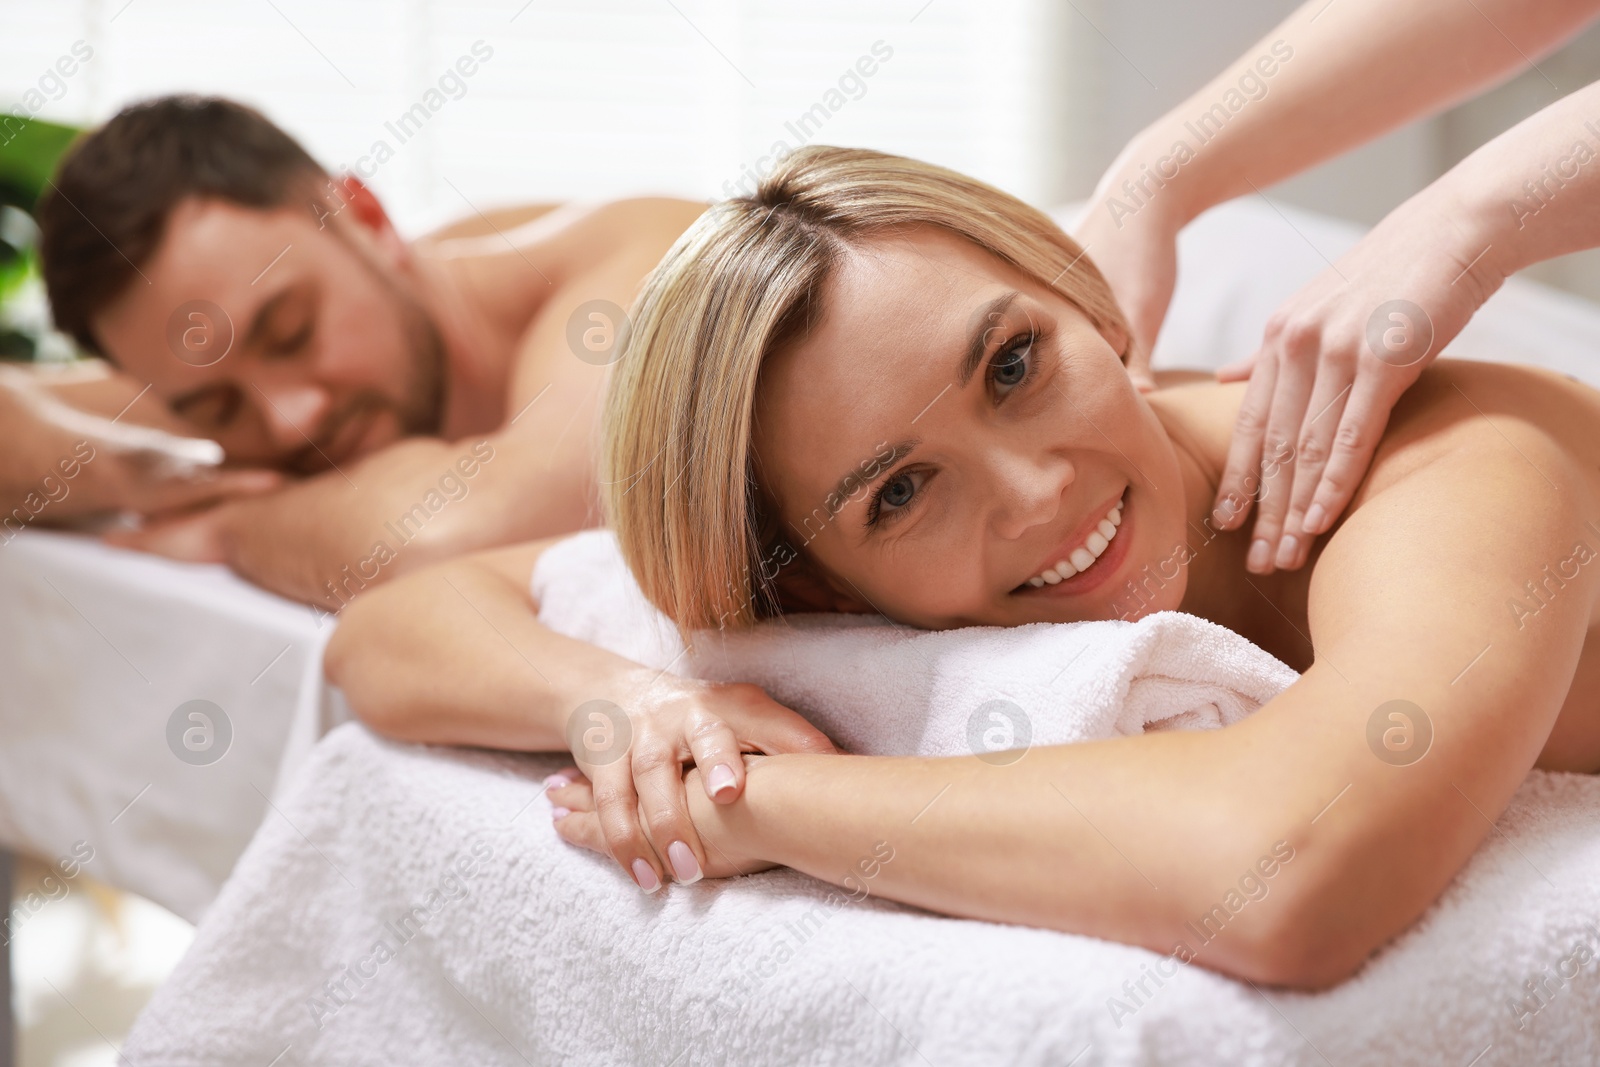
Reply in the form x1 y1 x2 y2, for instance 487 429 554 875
865 469 922 527
990 331 1035 392
863 330 1038 530
881 474 914 508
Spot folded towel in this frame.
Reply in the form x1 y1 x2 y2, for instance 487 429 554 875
533 529 1301 754
125 529 1600 1066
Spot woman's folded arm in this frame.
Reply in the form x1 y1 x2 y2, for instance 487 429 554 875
694 414 1600 989
324 537 663 751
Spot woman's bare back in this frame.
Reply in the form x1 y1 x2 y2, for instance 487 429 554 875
1155 358 1600 773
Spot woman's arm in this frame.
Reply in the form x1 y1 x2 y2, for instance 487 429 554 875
324 538 836 892
324 537 654 751
650 397 1600 989
1076 0 1600 392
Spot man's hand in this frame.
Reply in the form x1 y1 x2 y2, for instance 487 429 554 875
0 368 281 520
80 425 281 518
102 500 237 564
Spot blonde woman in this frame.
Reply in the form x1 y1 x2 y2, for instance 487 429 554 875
326 146 1600 989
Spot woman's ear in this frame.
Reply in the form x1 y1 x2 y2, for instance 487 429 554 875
766 542 877 616
1106 319 1131 367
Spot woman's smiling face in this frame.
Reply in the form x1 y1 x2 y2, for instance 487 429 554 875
751 223 1191 629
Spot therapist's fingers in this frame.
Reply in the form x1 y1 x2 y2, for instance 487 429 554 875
1248 340 1319 574
586 758 667 893
1123 341 1159 393
1211 349 1277 534
1214 352 1257 383
1300 371 1399 545
1274 352 1357 570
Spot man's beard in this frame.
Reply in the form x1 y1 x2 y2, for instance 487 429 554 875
281 254 448 477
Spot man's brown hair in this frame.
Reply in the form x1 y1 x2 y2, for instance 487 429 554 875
36 94 327 357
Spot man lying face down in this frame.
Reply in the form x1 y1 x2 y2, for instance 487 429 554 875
19 94 707 611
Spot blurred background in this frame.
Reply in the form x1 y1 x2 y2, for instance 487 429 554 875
5 0 1600 1063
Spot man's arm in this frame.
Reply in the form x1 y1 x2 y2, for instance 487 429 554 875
0 362 279 523
687 407 1599 989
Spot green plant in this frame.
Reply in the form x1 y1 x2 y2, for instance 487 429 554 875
0 117 83 360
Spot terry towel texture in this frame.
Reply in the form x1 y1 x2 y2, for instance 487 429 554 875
531 529 1302 755
125 529 1600 1065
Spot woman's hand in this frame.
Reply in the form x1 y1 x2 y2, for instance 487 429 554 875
560 678 829 891
1210 188 1501 573
548 753 777 883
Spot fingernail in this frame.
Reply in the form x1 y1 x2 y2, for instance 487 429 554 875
632 858 662 893
551 806 570 819
707 763 737 798
544 773 571 789
668 840 703 884
1275 534 1298 569
1303 503 1326 534
1247 539 1271 572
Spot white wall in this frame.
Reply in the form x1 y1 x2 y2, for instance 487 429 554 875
1 0 1081 235
8 0 1600 296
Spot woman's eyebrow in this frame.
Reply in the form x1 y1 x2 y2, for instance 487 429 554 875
823 289 1020 508
956 290 1020 386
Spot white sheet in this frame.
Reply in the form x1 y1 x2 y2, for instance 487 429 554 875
121 529 1600 1065
0 531 346 923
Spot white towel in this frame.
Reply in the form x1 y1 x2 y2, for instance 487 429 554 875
532 529 1301 755
125 529 1600 1066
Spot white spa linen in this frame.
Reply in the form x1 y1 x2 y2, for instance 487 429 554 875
125 529 1600 1066
528 529 1301 757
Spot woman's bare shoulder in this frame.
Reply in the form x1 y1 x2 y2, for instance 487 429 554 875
1149 358 1600 525
1352 358 1600 516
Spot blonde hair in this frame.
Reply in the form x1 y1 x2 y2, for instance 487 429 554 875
600 145 1129 648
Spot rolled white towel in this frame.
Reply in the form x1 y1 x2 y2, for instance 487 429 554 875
532 528 1301 758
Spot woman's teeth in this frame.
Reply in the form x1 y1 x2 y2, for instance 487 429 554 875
1025 495 1124 588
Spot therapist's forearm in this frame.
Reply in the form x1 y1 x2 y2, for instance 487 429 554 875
1436 78 1600 281
714 734 1305 984
1107 0 1600 226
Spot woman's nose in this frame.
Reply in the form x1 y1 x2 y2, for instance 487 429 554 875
989 448 1075 541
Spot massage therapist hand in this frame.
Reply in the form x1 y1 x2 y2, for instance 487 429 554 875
1208 185 1495 573
556 678 833 891
1069 0 1600 573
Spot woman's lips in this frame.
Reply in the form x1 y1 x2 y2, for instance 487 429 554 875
1011 488 1133 598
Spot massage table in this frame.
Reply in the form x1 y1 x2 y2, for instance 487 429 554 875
5 194 1600 1056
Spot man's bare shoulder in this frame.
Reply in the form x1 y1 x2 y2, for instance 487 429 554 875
419 202 568 243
